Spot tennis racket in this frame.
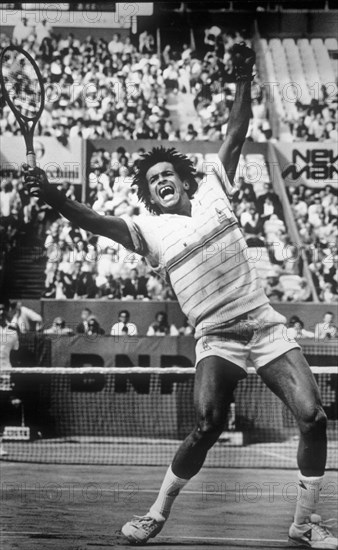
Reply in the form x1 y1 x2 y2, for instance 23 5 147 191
0 45 45 194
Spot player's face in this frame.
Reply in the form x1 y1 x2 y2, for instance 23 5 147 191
146 162 188 213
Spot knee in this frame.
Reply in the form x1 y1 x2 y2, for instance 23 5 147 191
299 405 327 435
195 414 224 441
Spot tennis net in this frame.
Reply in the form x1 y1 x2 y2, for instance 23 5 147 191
1 366 337 469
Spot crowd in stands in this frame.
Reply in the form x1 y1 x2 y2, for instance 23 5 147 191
1 22 173 142
231 159 312 303
42 216 176 302
0 171 55 259
288 99 338 143
0 19 337 306
2 143 336 304
1 17 337 144
44 143 327 304
1 20 287 144
158 26 274 143
289 183 338 302
40 144 173 300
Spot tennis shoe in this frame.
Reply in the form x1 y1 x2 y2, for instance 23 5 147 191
289 514 337 549
121 514 165 544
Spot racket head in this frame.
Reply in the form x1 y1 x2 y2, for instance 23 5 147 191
0 45 45 129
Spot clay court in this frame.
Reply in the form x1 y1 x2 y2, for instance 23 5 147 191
2 458 338 550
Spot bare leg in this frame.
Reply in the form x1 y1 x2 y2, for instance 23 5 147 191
172 356 245 478
258 348 327 476
146 356 245 520
265 352 338 545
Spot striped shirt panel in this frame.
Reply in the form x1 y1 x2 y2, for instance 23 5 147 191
123 158 268 331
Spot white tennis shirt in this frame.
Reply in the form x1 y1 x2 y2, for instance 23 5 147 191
123 158 268 338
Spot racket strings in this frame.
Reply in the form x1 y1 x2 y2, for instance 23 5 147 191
2 52 42 119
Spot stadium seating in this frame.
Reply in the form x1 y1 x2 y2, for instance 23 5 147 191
261 36 338 141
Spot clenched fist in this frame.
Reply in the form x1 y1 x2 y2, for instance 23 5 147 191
230 42 256 81
22 164 49 198
22 164 66 208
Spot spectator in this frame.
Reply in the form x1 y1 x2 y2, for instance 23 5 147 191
282 245 302 276
256 183 282 219
43 270 73 299
146 272 165 300
320 282 338 303
163 61 179 92
232 176 256 204
96 275 122 299
43 317 74 336
96 247 121 279
70 261 97 299
121 268 148 299
86 316 105 336
0 299 20 457
110 310 138 337
291 195 308 219
139 30 155 54
146 311 179 336
0 179 20 227
184 124 198 141
76 307 92 334
308 195 324 228
12 16 34 45
286 316 315 340
122 36 136 55
240 203 263 240
8 301 42 334
314 312 337 340
264 271 284 302
108 33 124 55
35 19 52 45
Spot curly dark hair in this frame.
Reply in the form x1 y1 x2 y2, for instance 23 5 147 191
132 147 198 214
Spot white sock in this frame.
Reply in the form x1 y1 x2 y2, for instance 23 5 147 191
148 465 189 521
294 472 324 525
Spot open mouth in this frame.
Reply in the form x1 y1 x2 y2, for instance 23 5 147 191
159 185 175 199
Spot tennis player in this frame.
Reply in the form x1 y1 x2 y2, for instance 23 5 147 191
24 43 336 549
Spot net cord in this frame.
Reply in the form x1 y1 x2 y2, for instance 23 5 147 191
3 366 337 375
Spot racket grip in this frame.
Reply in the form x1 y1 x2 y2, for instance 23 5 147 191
27 151 36 168
26 151 40 197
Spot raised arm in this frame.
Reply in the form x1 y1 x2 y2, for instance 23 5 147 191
24 166 134 250
218 43 255 185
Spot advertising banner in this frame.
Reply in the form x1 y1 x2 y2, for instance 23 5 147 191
0 136 83 184
51 335 196 370
274 142 338 189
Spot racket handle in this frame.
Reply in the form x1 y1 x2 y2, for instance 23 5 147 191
26 151 40 197
27 151 36 168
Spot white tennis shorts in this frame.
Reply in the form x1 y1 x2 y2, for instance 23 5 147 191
195 303 300 373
